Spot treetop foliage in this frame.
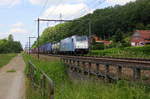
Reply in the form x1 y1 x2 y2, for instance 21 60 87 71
34 0 150 47
0 35 23 53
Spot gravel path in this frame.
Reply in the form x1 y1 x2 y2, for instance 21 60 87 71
0 54 26 99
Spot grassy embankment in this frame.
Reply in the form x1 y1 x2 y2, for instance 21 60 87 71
23 54 150 99
89 45 150 59
0 54 16 68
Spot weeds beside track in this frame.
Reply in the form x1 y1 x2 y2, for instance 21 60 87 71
23 54 150 99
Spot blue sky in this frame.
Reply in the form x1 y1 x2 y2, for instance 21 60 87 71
0 0 136 48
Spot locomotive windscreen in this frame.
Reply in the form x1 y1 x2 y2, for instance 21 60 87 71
76 36 87 41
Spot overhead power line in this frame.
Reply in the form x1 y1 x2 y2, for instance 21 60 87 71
46 0 62 19
63 0 106 20
38 0 106 32
38 0 49 18
80 0 106 17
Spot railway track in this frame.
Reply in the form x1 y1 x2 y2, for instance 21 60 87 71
48 54 150 65
39 54 150 81
60 55 150 81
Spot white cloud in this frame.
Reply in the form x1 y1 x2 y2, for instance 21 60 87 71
0 24 3 27
0 22 27 35
9 22 28 34
9 28 28 34
41 3 91 20
29 0 44 5
29 0 84 5
12 22 24 28
0 0 20 6
0 33 8 39
106 0 136 5
0 22 31 48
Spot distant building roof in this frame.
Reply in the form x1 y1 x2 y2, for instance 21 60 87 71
96 40 112 45
135 30 150 40
131 30 150 46
91 35 112 45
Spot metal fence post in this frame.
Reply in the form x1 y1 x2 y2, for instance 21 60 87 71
62 57 149 82
48 82 54 99
82 62 85 75
77 61 80 73
117 66 122 80
133 68 141 81
105 64 109 82
96 63 99 77
88 62 91 77
28 62 31 78
27 61 54 99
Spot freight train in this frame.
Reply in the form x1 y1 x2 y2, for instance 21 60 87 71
31 35 89 54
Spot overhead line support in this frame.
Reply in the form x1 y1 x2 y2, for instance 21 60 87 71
36 18 92 59
37 18 40 59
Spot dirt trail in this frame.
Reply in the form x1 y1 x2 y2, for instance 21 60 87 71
0 54 26 99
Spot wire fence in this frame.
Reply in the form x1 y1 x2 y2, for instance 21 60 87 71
61 56 150 83
27 61 54 99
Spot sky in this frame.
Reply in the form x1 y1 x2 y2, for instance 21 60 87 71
0 0 136 48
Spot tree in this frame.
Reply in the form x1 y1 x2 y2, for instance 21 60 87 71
34 0 150 48
136 23 145 30
113 29 124 43
0 35 23 53
146 24 150 30
8 34 14 42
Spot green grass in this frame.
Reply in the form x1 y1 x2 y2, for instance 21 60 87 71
89 45 150 59
0 53 17 68
6 69 16 73
25 78 43 99
23 54 150 99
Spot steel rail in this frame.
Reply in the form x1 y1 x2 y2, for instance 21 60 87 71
60 55 150 82
47 54 150 62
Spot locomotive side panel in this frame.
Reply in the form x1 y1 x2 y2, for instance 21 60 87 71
60 37 75 52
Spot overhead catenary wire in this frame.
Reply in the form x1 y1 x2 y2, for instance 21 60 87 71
38 0 106 33
62 0 106 20
43 0 64 27
39 0 106 22
44 0 104 24
80 0 106 17
35 0 106 57
38 0 49 18
46 0 62 19
94 0 106 9
37 0 50 33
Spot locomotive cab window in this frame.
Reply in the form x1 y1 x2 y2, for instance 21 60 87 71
76 36 87 41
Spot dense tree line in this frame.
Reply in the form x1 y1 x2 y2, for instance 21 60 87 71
0 35 23 53
34 0 150 47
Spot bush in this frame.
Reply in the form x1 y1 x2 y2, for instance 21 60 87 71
91 42 104 50
89 45 150 58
